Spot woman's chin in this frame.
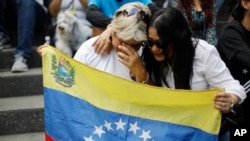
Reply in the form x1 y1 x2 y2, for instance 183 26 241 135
154 55 165 61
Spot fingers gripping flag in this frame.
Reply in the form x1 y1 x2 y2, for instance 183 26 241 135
42 47 222 141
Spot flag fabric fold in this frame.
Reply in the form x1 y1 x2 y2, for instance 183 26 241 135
42 47 222 141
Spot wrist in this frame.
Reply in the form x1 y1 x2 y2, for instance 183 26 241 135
137 70 149 84
142 73 149 84
231 94 240 105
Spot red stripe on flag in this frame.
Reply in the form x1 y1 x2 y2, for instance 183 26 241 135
45 132 55 141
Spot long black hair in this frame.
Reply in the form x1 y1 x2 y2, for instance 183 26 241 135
142 7 196 89
231 0 246 21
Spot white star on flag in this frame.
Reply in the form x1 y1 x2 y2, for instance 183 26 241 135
83 135 95 141
104 120 113 131
242 68 248 74
115 118 126 131
93 125 105 138
129 121 140 134
83 118 155 140
139 130 152 141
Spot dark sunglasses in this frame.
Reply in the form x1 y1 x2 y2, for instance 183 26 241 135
121 7 149 24
147 38 162 49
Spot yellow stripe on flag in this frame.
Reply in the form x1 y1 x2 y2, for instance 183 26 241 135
42 46 222 135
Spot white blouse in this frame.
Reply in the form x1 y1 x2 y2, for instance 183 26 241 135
74 37 133 81
163 39 246 102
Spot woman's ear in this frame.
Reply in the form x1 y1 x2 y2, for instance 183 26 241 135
241 0 250 10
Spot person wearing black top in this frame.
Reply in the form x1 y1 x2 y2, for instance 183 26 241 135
217 0 250 139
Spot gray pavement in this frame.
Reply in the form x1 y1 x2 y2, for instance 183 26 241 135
0 132 44 141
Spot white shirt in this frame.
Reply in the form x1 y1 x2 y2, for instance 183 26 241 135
61 0 91 27
163 39 246 102
74 37 133 81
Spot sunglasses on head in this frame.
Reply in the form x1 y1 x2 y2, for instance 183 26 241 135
147 38 162 49
121 7 149 24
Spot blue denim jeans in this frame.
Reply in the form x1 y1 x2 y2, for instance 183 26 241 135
15 0 47 59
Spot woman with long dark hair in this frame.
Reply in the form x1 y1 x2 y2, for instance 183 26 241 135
142 7 246 140
171 0 217 46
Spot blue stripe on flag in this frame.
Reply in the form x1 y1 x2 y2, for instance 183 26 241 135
44 88 218 141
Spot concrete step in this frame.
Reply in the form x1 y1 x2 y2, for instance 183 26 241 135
0 95 44 135
0 132 45 141
0 47 42 71
0 68 43 98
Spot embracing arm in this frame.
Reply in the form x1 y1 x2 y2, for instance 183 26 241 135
92 24 113 55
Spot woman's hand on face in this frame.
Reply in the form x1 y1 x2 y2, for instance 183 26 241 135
214 92 240 113
116 43 147 81
36 44 49 56
93 26 113 56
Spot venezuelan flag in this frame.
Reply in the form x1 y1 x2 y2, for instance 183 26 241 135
42 47 222 141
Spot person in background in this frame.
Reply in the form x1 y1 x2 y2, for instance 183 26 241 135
217 0 250 138
152 0 171 8
49 0 91 26
216 0 224 11
171 0 218 46
86 0 158 37
10 0 51 73
0 0 11 49
48 0 92 45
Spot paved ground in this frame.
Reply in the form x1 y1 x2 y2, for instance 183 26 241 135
0 132 44 141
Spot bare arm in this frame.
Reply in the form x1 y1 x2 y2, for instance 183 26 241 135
79 0 88 11
48 0 62 17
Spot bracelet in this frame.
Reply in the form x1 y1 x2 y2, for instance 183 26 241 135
142 73 149 84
